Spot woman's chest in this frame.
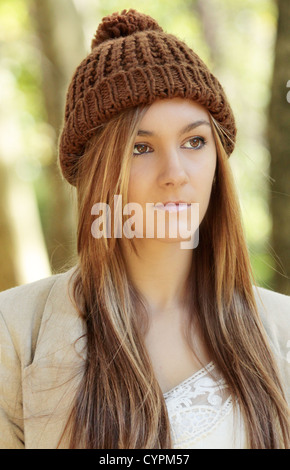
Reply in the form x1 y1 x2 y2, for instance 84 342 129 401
144 313 211 394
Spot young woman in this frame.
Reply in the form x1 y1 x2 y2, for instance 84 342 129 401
0 9 289 449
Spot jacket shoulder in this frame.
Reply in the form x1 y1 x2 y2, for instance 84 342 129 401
253 285 290 403
0 269 76 366
253 285 290 332
0 272 63 327
0 273 61 309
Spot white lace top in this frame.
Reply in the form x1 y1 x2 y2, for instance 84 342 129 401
164 362 246 449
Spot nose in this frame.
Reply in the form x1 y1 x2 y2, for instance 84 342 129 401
157 150 189 187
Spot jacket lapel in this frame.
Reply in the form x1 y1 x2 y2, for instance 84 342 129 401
22 267 86 448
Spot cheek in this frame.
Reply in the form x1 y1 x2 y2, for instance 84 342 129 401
128 174 140 204
127 167 137 202
190 162 216 215
128 165 151 204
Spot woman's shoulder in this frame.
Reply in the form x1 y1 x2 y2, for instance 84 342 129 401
0 271 62 309
0 267 76 319
253 284 289 344
0 267 78 362
253 284 290 401
253 284 290 327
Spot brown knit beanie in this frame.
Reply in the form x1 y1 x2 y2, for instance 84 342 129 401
59 9 237 186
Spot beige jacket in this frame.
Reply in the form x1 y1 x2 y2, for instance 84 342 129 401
0 268 289 449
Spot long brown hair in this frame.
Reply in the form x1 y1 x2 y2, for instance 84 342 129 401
61 104 290 449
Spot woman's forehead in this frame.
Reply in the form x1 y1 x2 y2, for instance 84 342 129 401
138 98 210 133
140 98 209 120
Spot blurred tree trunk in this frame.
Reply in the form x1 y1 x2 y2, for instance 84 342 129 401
0 160 18 290
268 0 290 294
195 0 224 70
29 0 86 272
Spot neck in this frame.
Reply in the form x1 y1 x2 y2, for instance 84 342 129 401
121 238 193 315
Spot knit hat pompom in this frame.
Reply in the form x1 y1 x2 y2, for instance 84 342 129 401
91 9 163 49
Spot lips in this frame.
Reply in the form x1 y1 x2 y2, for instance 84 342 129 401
154 201 191 212
161 201 189 206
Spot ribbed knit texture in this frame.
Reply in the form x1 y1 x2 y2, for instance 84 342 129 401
59 9 237 186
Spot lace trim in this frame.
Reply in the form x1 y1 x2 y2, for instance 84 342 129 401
163 361 215 398
164 362 233 447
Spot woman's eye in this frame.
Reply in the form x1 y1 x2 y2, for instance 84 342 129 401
182 137 206 150
133 144 152 156
133 137 206 156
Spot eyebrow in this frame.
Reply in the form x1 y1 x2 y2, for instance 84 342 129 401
137 119 211 137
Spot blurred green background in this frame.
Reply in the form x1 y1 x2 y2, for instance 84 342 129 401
0 0 289 294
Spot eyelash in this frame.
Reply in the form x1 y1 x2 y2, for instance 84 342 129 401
133 136 207 156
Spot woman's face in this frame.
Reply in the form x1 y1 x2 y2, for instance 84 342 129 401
126 97 217 244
